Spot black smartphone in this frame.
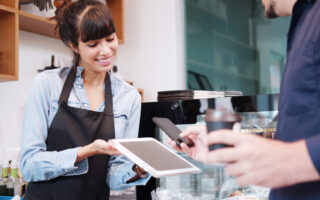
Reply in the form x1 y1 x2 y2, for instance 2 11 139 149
152 117 194 148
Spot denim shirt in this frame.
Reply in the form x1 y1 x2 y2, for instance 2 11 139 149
20 66 150 190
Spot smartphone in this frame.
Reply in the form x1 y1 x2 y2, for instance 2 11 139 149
152 117 194 148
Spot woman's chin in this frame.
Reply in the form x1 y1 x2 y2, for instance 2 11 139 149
96 65 113 73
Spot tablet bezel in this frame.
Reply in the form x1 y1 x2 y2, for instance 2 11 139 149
110 137 201 178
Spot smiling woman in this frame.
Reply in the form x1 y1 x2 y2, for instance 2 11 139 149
19 1 151 200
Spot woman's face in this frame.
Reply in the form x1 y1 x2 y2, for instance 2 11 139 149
77 33 118 73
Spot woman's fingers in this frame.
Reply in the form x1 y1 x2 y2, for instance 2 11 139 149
108 149 122 155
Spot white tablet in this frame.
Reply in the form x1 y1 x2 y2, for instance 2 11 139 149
110 137 201 178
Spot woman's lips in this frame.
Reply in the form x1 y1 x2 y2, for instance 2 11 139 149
96 56 112 66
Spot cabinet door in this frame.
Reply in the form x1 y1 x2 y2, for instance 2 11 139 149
0 8 18 81
107 0 124 43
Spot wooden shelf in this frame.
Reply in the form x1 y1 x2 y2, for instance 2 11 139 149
0 0 17 9
19 10 59 39
107 0 124 44
0 4 17 13
0 0 125 81
18 0 124 42
0 9 18 81
0 74 18 81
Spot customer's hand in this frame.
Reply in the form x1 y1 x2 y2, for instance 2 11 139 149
206 130 319 188
168 125 209 163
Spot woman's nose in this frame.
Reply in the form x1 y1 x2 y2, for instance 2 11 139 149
99 50 105 55
99 46 112 56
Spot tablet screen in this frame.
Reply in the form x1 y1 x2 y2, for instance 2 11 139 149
115 139 196 171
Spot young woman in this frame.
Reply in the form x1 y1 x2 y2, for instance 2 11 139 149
20 1 150 199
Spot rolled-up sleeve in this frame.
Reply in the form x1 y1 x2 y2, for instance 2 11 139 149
106 155 151 190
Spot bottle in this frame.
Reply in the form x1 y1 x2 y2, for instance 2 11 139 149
0 177 6 196
5 160 14 196
1 159 9 196
6 177 14 196
0 161 3 195
17 167 26 197
10 159 21 196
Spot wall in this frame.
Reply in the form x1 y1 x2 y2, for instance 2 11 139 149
119 0 185 101
0 0 185 151
0 31 72 153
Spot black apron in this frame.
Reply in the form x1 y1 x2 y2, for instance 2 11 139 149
24 67 115 200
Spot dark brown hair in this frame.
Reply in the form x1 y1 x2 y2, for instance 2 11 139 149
53 0 116 67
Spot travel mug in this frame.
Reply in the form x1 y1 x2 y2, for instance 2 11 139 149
204 109 241 151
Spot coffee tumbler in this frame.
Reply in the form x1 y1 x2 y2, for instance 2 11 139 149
204 109 241 151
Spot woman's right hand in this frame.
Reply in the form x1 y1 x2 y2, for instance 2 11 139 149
91 139 121 155
76 139 121 163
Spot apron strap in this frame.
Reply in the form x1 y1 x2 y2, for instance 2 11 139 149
104 72 114 115
59 66 76 105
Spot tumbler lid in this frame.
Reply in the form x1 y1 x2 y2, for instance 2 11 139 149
204 109 241 122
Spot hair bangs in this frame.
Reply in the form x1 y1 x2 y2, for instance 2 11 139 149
79 7 116 42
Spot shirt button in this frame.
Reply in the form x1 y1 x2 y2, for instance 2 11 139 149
83 104 87 107
78 85 82 89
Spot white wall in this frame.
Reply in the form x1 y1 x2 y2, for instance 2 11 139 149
119 0 185 101
0 1 185 151
0 31 72 152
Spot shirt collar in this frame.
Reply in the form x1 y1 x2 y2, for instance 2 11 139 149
76 66 84 77
75 66 116 96
287 0 310 49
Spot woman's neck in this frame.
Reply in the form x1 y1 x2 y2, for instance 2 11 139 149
82 70 106 87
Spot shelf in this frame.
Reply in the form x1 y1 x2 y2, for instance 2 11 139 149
0 9 18 81
188 59 257 81
107 0 124 44
18 0 124 43
0 0 17 9
19 10 58 39
0 0 124 81
0 74 17 81
0 4 16 13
